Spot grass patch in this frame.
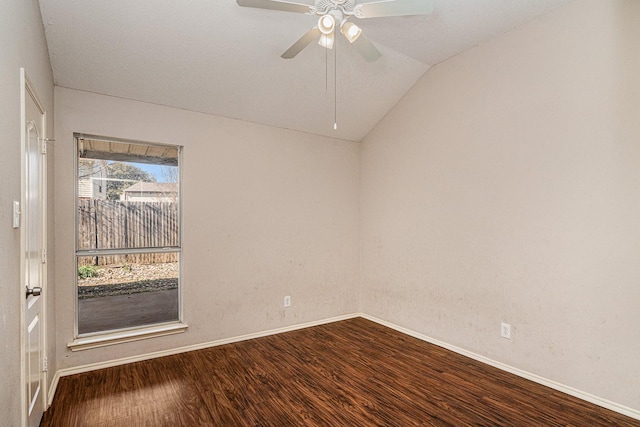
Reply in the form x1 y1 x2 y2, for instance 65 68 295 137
78 265 99 279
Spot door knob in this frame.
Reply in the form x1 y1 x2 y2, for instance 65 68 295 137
26 286 42 298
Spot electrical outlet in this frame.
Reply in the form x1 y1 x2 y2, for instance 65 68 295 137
501 322 511 339
284 295 291 308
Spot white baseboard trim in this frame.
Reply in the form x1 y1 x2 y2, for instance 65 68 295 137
360 313 640 421
47 370 61 407
54 313 360 379
50 312 639 421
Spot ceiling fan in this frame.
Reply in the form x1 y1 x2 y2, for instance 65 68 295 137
236 0 434 62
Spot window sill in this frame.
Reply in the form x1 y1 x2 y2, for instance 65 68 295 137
68 322 188 351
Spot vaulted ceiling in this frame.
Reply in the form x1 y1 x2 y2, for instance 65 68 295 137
38 0 573 141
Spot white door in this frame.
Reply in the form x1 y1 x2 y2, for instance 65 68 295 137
22 69 47 427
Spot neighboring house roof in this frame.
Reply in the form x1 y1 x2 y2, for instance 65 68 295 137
122 182 178 193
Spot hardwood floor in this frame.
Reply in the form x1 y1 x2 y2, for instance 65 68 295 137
41 317 639 426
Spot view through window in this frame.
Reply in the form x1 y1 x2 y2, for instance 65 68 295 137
75 135 181 335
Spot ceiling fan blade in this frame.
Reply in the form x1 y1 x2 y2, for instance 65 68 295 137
353 34 382 62
354 0 434 19
281 27 322 59
236 0 313 14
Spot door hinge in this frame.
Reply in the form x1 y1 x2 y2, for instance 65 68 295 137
42 248 47 264
40 137 54 154
43 356 48 372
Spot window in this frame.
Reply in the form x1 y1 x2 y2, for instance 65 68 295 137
74 135 183 340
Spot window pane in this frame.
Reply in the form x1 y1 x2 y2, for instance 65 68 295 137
77 254 179 335
75 136 181 337
77 138 179 251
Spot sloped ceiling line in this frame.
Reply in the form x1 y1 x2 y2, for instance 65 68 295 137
38 0 573 142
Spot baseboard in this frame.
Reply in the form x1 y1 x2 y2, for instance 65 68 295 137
54 313 360 379
360 313 640 421
47 370 60 407
50 312 639 421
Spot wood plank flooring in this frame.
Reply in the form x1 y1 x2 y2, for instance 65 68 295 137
41 317 640 426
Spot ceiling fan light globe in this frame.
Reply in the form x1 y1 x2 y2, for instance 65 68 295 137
318 32 335 49
318 14 336 35
340 21 362 43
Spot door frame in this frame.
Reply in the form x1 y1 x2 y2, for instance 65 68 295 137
20 68 48 427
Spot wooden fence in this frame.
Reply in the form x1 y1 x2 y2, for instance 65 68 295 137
77 199 179 266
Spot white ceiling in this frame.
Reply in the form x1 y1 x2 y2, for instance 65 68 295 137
39 0 573 142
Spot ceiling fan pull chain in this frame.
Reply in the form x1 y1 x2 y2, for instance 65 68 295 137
334 40 338 131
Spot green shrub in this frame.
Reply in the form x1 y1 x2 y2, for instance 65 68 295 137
78 265 99 279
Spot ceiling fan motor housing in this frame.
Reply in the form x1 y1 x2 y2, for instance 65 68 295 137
313 0 356 16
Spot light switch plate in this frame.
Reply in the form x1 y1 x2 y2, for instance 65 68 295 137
13 201 20 228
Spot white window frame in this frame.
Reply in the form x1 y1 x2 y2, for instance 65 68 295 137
69 134 187 351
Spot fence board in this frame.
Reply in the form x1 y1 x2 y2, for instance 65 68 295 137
77 199 179 266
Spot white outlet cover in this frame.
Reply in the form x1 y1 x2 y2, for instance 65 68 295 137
284 296 291 308
501 322 511 339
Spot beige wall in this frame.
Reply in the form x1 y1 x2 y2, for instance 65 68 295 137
0 0 55 424
361 0 640 410
54 87 360 369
